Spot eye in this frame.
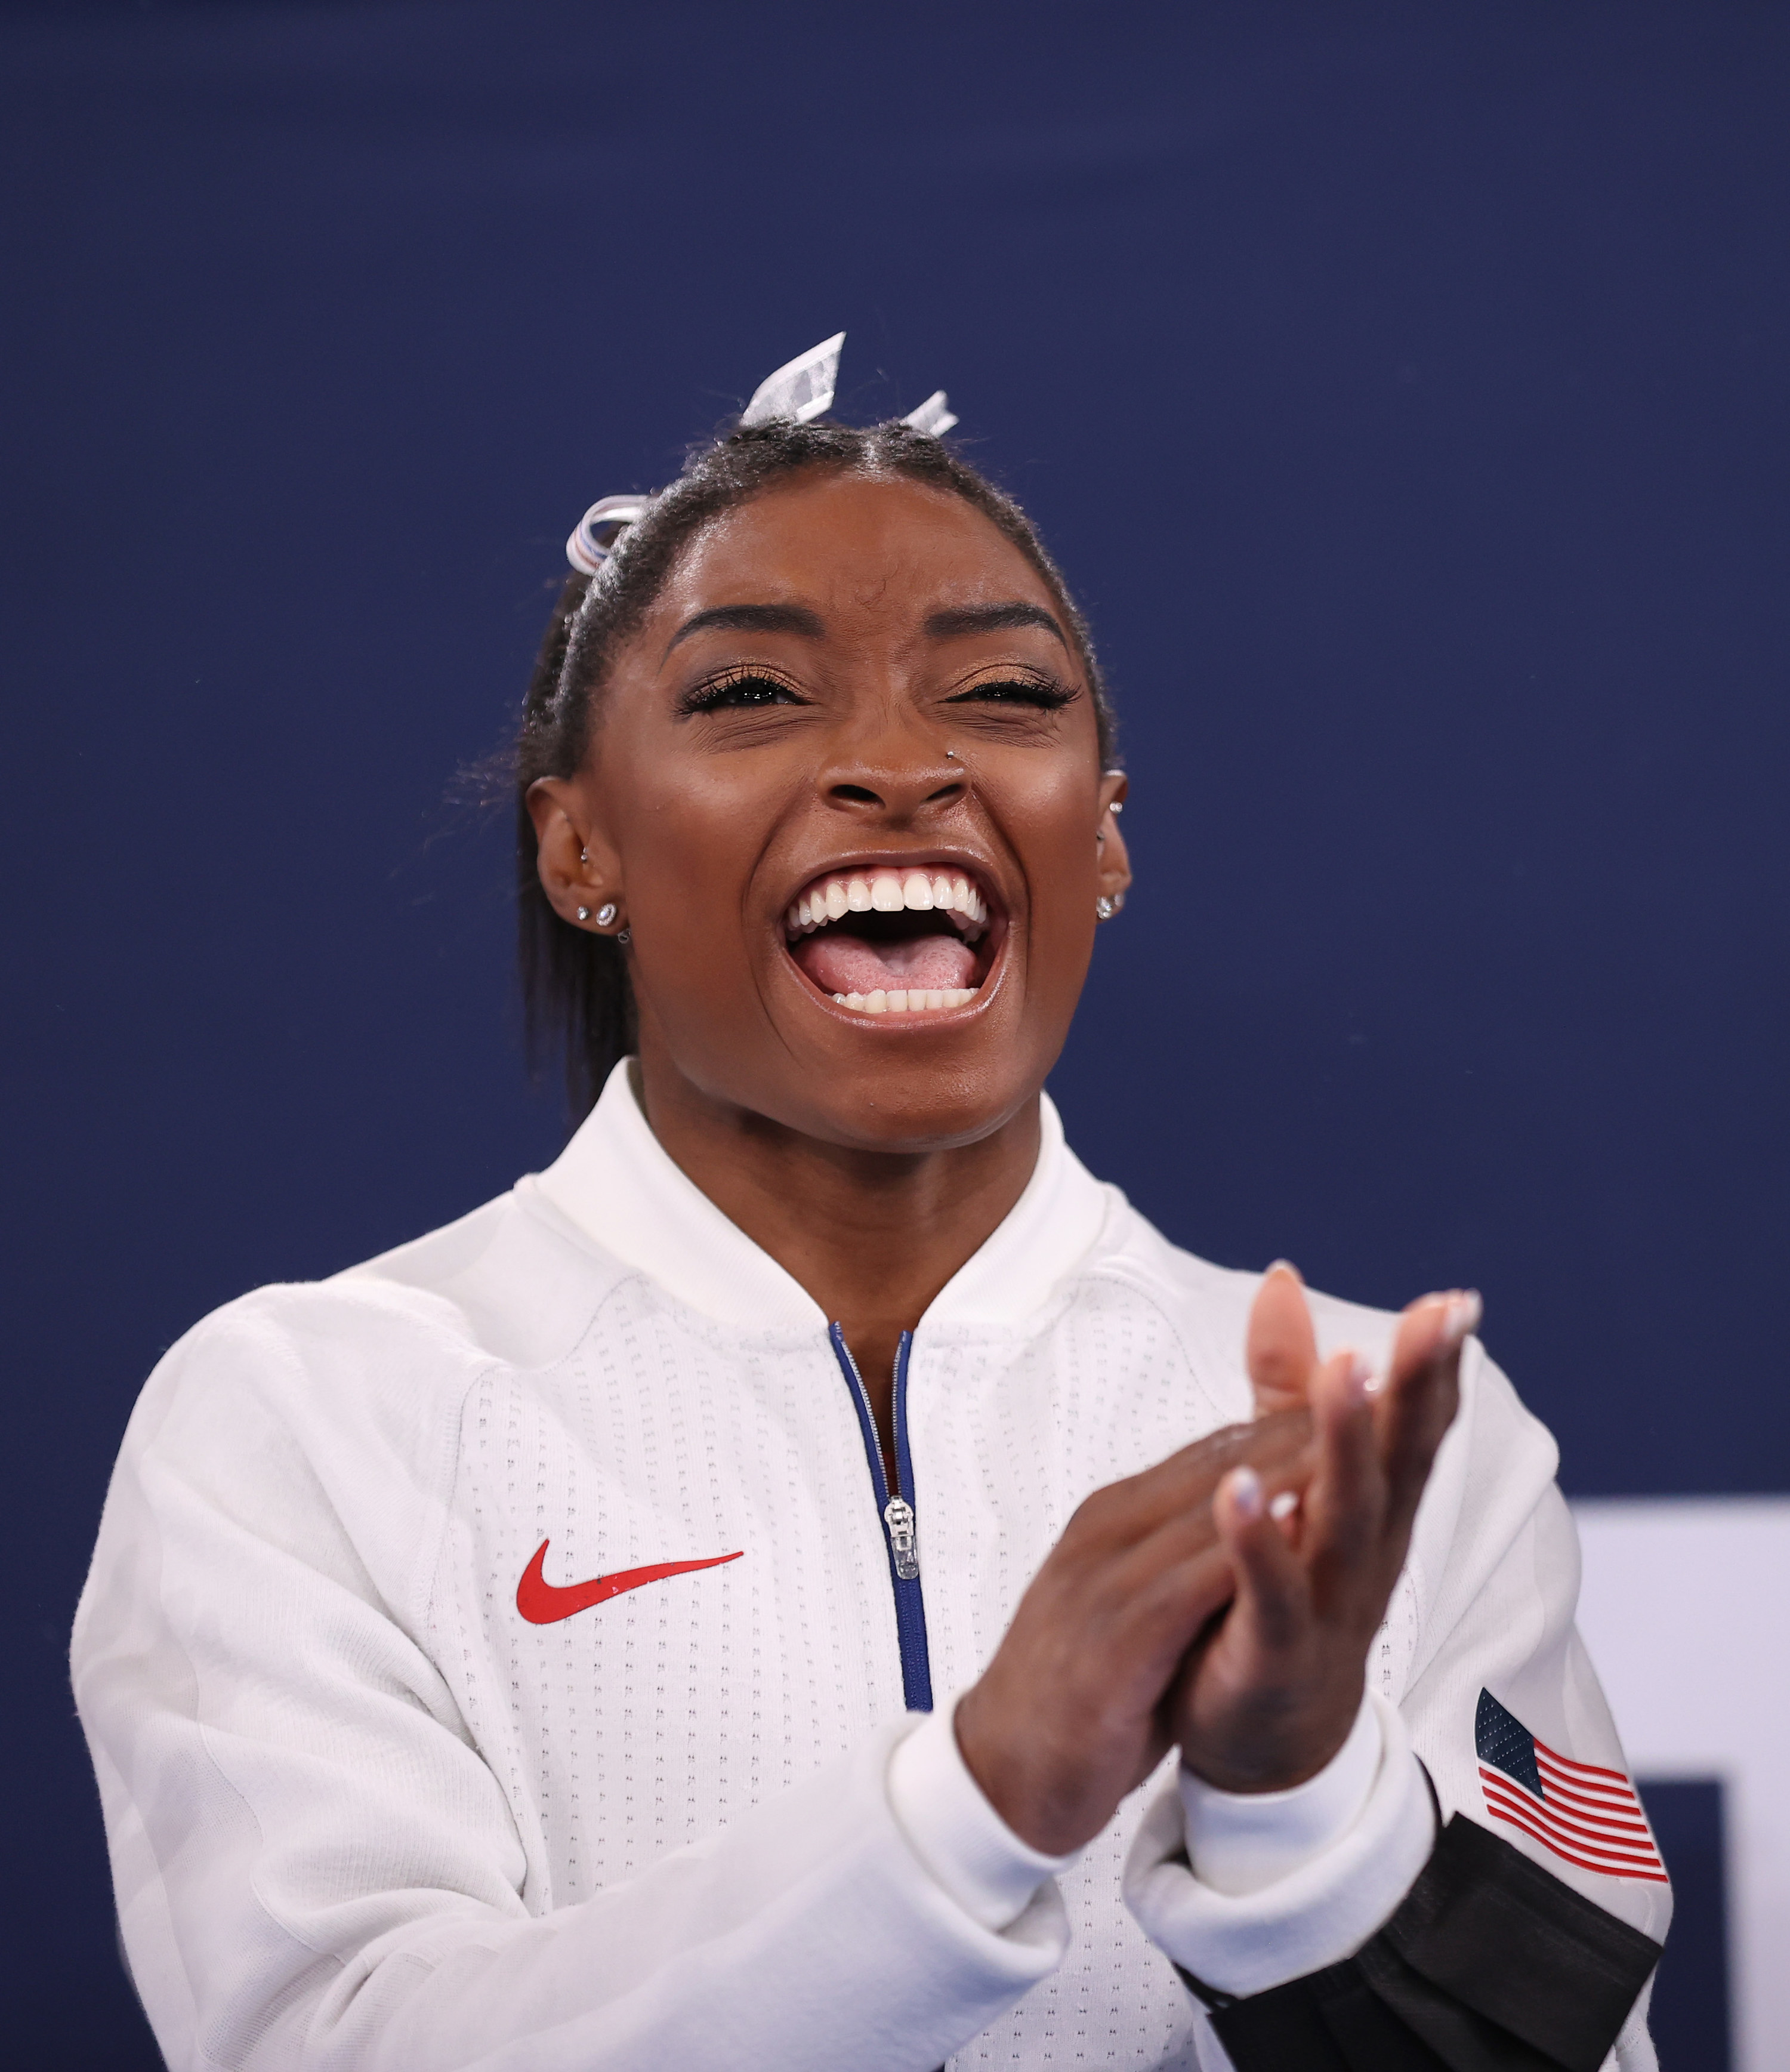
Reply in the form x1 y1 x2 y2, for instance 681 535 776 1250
680 669 806 715
945 676 1076 711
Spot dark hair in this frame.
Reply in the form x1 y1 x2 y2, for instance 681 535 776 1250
514 415 1117 1118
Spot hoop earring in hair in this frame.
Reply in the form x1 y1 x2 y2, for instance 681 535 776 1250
595 902 618 927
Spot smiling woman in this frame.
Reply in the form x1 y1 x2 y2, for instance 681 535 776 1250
514 415 1121 1125
73 344 1670 2072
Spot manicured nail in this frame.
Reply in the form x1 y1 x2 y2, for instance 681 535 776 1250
1339 1348 1373 1402
1229 1466 1263 1521
1265 1259 1303 1282
1269 1489 1300 1522
1440 1290 1483 1348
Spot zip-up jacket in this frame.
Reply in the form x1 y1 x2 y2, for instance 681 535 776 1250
73 1065 1671 2070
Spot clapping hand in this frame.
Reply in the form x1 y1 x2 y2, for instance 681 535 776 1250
956 1265 1473 1853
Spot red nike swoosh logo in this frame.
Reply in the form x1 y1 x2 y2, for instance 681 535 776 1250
516 1538 743 1625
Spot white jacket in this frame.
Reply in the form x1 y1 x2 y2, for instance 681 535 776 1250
73 1064 1669 2071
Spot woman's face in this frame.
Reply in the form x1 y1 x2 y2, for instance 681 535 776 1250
533 468 1130 1153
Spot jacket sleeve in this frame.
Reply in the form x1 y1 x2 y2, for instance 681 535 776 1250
71 1300 1066 2072
1124 1335 1671 2072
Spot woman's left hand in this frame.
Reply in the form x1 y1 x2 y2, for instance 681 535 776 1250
1168 1266 1476 1793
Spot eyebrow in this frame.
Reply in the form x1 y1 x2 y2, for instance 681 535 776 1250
924 601 1069 650
662 596 1070 659
663 602 827 656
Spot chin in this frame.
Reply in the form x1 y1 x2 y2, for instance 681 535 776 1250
832 1056 1041 1148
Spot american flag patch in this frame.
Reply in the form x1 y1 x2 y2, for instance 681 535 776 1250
1476 1689 1667 1883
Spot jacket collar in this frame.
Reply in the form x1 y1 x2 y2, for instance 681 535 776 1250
531 1060 1114 1337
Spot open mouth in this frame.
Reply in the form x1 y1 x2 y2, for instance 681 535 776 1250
782 864 998 1016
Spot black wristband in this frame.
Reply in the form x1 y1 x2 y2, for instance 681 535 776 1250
1178 1814 1662 2072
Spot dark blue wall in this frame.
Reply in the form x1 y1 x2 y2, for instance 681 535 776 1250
3 2 1783 2059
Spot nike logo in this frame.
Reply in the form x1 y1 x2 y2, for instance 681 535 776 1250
516 1538 743 1625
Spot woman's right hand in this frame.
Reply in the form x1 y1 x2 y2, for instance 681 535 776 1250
952 1401 1319 1857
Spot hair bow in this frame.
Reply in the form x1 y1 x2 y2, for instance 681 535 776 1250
564 335 957 574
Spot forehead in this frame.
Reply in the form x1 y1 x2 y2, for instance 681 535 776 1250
655 470 1056 628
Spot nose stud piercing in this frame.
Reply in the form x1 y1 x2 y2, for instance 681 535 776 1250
595 902 618 927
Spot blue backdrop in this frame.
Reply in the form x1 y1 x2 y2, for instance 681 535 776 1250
3 2 1784 2061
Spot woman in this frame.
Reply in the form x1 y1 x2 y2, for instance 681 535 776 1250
75 341 1669 2071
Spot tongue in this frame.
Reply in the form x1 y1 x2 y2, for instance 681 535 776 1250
793 929 979 996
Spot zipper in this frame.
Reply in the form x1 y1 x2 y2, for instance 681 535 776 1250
828 1322 934 1713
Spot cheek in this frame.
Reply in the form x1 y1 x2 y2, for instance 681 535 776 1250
615 770 776 1003
994 769 1104 1022
1011 766 1106 916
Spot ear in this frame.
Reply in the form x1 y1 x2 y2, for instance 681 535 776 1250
1246 1260 1319 1417
1096 770 1132 907
526 776 626 933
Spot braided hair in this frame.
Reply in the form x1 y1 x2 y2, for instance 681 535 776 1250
516 416 1118 1118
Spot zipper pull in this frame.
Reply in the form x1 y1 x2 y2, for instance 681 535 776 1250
883 1496 920 1580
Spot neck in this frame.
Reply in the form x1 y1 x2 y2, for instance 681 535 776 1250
632 1050 1041 1460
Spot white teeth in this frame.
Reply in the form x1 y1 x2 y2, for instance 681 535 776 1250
833 986 977 1016
785 866 993 939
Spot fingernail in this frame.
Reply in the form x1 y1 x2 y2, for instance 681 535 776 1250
1440 1290 1483 1348
1265 1259 1303 1282
1229 1466 1263 1520
1340 1348 1373 1402
1269 1489 1300 1522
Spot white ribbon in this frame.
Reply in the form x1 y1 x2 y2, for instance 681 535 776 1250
738 332 847 428
565 493 653 575
565 338 959 573
902 390 958 437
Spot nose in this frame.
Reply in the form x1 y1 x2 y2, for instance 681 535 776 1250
820 720 966 822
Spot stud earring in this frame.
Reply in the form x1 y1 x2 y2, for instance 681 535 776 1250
579 847 590 863
595 902 618 927
1095 895 1116 920
576 906 591 921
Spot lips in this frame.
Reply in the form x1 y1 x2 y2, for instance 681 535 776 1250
782 863 998 1016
